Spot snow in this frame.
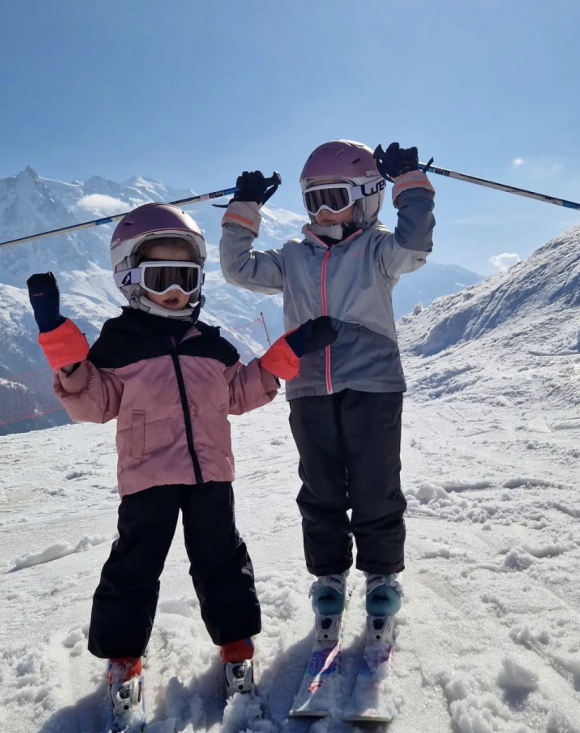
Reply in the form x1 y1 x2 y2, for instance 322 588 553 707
2 225 580 732
1 174 580 730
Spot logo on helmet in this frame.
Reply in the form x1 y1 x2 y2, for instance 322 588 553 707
111 238 122 250
366 170 380 177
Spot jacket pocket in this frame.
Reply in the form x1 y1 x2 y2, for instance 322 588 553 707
130 410 146 460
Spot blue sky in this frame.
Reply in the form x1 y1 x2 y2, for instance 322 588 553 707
1 0 579 274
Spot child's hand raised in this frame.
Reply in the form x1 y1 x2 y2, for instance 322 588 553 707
233 171 281 206
26 272 66 333
26 272 89 372
260 316 338 381
373 143 420 181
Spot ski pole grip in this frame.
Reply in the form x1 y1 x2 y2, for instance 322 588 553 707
264 172 282 187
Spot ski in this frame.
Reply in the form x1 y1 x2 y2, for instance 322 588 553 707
343 614 396 723
289 612 345 718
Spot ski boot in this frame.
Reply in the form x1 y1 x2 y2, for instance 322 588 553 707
107 657 146 733
310 572 348 616
221 638 256 697
365 573 402 617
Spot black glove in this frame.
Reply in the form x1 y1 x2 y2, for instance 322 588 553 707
285 316 338 358
26 272 66 333
373 143 420 181
233 170 280 205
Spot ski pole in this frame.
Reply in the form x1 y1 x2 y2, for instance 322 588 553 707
419 161 580 212
0 173 282 250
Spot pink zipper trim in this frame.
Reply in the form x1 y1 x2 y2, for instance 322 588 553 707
306 228 362 396
320 248 333 394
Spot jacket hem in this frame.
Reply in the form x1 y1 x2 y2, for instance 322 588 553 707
286 379 407 401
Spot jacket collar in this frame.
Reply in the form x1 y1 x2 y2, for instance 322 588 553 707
302 223 364 248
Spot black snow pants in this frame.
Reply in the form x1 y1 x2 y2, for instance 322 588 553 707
289 390 406 577
88 482 260 659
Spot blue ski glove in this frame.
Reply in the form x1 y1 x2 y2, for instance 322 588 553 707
373 143 420 181
27 272 66 333
233 171 280 205
285 316 338 358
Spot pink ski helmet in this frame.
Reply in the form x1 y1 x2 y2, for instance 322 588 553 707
110 202 207 304
300 140 385 228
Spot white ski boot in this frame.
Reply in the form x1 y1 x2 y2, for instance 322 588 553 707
224 659 255 696
365 573 402 616
108 658 146 733
220 638 256 697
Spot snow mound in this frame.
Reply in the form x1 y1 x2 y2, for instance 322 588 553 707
11 534 111 571
401 224 580 357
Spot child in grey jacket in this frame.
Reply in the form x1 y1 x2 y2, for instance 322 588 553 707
219 140 435 619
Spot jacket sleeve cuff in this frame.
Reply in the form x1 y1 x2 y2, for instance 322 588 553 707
38 318 90 372
259 337 301 381
56 361 91 394
221 201 262 237
392 171 435 207
259 365 281 393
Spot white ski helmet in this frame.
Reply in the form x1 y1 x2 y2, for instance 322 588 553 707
300 140 385 228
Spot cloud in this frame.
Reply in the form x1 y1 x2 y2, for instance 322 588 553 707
452 214 496 226
490 253 521 271
76 194 127 217
514 157 563 180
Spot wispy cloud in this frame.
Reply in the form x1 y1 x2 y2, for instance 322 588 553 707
76 194 127 216
490 253 520 272
452 214 496 227
513 157 563 180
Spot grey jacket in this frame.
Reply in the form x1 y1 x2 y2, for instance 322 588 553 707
220 187 435 400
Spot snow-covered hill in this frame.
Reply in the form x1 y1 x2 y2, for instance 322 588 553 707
0 167 481 434
1 223 580 732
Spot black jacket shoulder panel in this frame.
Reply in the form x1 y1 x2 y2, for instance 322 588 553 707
180 321 240 367
88 310 240 370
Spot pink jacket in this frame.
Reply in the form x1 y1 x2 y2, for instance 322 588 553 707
54 310 279 497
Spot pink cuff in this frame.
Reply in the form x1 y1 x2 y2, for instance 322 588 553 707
392 170 435 207
221 201 262 237
57 362 91 394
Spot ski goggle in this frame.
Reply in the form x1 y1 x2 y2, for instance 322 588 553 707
114 261 202 295
302 177 385 215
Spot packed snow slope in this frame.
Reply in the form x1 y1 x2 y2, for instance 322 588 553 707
1 224 579 732
0 167 481 433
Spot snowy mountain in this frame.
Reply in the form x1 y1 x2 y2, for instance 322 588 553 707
0 167 480 434
1 223 579 732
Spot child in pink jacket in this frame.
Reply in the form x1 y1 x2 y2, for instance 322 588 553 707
27 202 335 732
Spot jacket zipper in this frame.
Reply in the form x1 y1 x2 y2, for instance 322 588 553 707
320 248 333 395
169 337 204 485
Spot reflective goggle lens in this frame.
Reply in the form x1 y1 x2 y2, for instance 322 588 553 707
142 263 200 295
303 186 352 215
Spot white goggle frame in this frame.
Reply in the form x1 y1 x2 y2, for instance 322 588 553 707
114 261 203 296
303 177 385 215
